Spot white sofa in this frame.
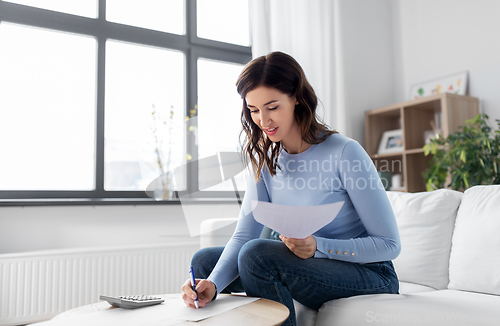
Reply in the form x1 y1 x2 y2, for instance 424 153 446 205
200 185 500 325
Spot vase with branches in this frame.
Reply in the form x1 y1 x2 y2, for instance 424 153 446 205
150 104 175 199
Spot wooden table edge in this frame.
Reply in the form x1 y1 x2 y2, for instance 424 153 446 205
178 294 289 326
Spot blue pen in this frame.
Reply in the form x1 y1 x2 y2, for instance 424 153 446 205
189 266 199 309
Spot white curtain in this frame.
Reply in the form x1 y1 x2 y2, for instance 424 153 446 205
249 0 347 135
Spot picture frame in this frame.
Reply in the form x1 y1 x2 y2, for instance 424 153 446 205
409 71 468 100
378 129 404 154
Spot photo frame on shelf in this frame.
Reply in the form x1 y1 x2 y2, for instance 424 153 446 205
409 71 468 100
378 129 403 154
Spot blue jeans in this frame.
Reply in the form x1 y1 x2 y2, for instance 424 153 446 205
192 239 399 326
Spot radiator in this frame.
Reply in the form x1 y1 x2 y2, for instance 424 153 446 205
0 243 198 326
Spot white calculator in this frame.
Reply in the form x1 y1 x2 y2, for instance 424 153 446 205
99 295 165 309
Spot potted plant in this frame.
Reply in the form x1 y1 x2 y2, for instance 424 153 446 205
423 113 500 191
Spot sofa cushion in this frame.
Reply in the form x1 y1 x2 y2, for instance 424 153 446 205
386 189 462 289
398 281 436 294
448 185 500 295
294 282 436 326
315 290 500 326
199 218 238 248
294 300 317 326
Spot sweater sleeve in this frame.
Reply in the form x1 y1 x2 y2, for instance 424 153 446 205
207 173 269 293
314 140 401 263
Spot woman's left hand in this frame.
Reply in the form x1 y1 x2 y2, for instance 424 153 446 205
279 235 317 259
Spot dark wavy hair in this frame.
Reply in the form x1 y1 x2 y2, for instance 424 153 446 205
236 51 337 180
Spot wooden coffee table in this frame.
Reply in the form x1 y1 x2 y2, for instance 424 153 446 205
179 294 289 325
38 294 289 326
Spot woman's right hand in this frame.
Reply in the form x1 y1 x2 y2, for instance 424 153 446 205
181 278 216 308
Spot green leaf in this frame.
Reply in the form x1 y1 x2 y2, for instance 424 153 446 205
460 150 466 163
423 143 431 156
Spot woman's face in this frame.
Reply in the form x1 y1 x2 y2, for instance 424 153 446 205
245 86 301 148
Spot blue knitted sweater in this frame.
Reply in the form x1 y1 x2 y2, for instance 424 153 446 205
208 133 401 293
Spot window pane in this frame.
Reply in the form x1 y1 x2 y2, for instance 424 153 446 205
5 0 97 18
105 40 186 191
0 23 97 190
106 0 184 35
197 0 250 46
197 58 247 191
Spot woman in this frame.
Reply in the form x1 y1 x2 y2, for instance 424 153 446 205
181 51 401 326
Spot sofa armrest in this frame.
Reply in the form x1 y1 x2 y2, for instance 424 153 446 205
199 218 238 249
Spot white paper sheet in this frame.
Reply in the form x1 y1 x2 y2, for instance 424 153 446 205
251 201 344 239
180 294 259 321
32 294 259 326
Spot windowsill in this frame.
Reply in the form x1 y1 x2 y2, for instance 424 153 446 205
0 197 242 206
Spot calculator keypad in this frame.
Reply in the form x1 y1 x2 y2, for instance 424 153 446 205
119 295 161 301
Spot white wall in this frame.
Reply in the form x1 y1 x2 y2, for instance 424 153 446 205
0 203 239 254
337 0 500 141
394 0 500 122
334 0 397 144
